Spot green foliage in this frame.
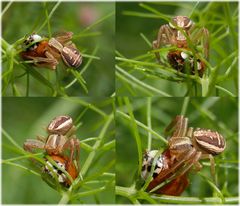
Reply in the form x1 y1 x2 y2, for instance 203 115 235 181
116 2 238 97
2 2 115 96
2 98 115 204
116 97 238 204
1 1 239 205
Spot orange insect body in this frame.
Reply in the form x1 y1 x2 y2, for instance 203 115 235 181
156 174 189 196
21 41 49 59
142 149 189 196
45 155 78 186
148 149 189 195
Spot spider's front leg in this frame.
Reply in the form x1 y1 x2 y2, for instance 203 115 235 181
25 52 58 70
164 115 189 138
147 147 196 192
55 32 73 44
200 153 216 183
190 26 209 60
153 24 175 63
36 135 47 142
62 137 80 172
23 139 45 153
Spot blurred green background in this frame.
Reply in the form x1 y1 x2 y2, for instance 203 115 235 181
2 97 115 204
116 97 238 204
116 2 238 96
2 2 115 96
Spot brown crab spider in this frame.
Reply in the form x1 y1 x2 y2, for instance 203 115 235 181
20 32 82 70
147 115 225 192
23 116 80 170
152 16 209 65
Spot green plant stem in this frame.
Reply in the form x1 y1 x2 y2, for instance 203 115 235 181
124 97 142 175
81 11 115 33
63 97 107 118
43 2 52 38
116 65 172 96
140 33 152 47
117 110 167 144
181 97 190 115
139 3 171 21
116 186 138 204
37 1 61 32
65 47 98 90
215 85 236 97
1 152 43 163
2 161 41 176
201 77 209 96
122 11 161 19
71 186 106 200
58 192 70 204
2 129 24 152
73 31 102 39
147 97 152 151
116 186 239 204
1 1 13 17
117 71 153 96
81 113 113 176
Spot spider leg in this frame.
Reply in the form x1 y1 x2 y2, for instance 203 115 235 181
54 32 73 44
153 24 175 63
46 46 61 59
149 148 202 194
62 137 80 172
164 115 188 138
152 40 160 63
48 38 64 52
190 26 209 60
64 41 77 48
201 153 216 183
173 115 188 137
23 139 45 152
23 139 46 165
24 52 58 70
36 135 47 142
147 147 195 191
172 150 202 181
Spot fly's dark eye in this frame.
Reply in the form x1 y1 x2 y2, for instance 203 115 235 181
153 172 158 178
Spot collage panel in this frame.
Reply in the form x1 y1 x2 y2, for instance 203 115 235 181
116 97 238 204
1 1 240 205
2 2 115 96
116 2 238 97
2 97 115 204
